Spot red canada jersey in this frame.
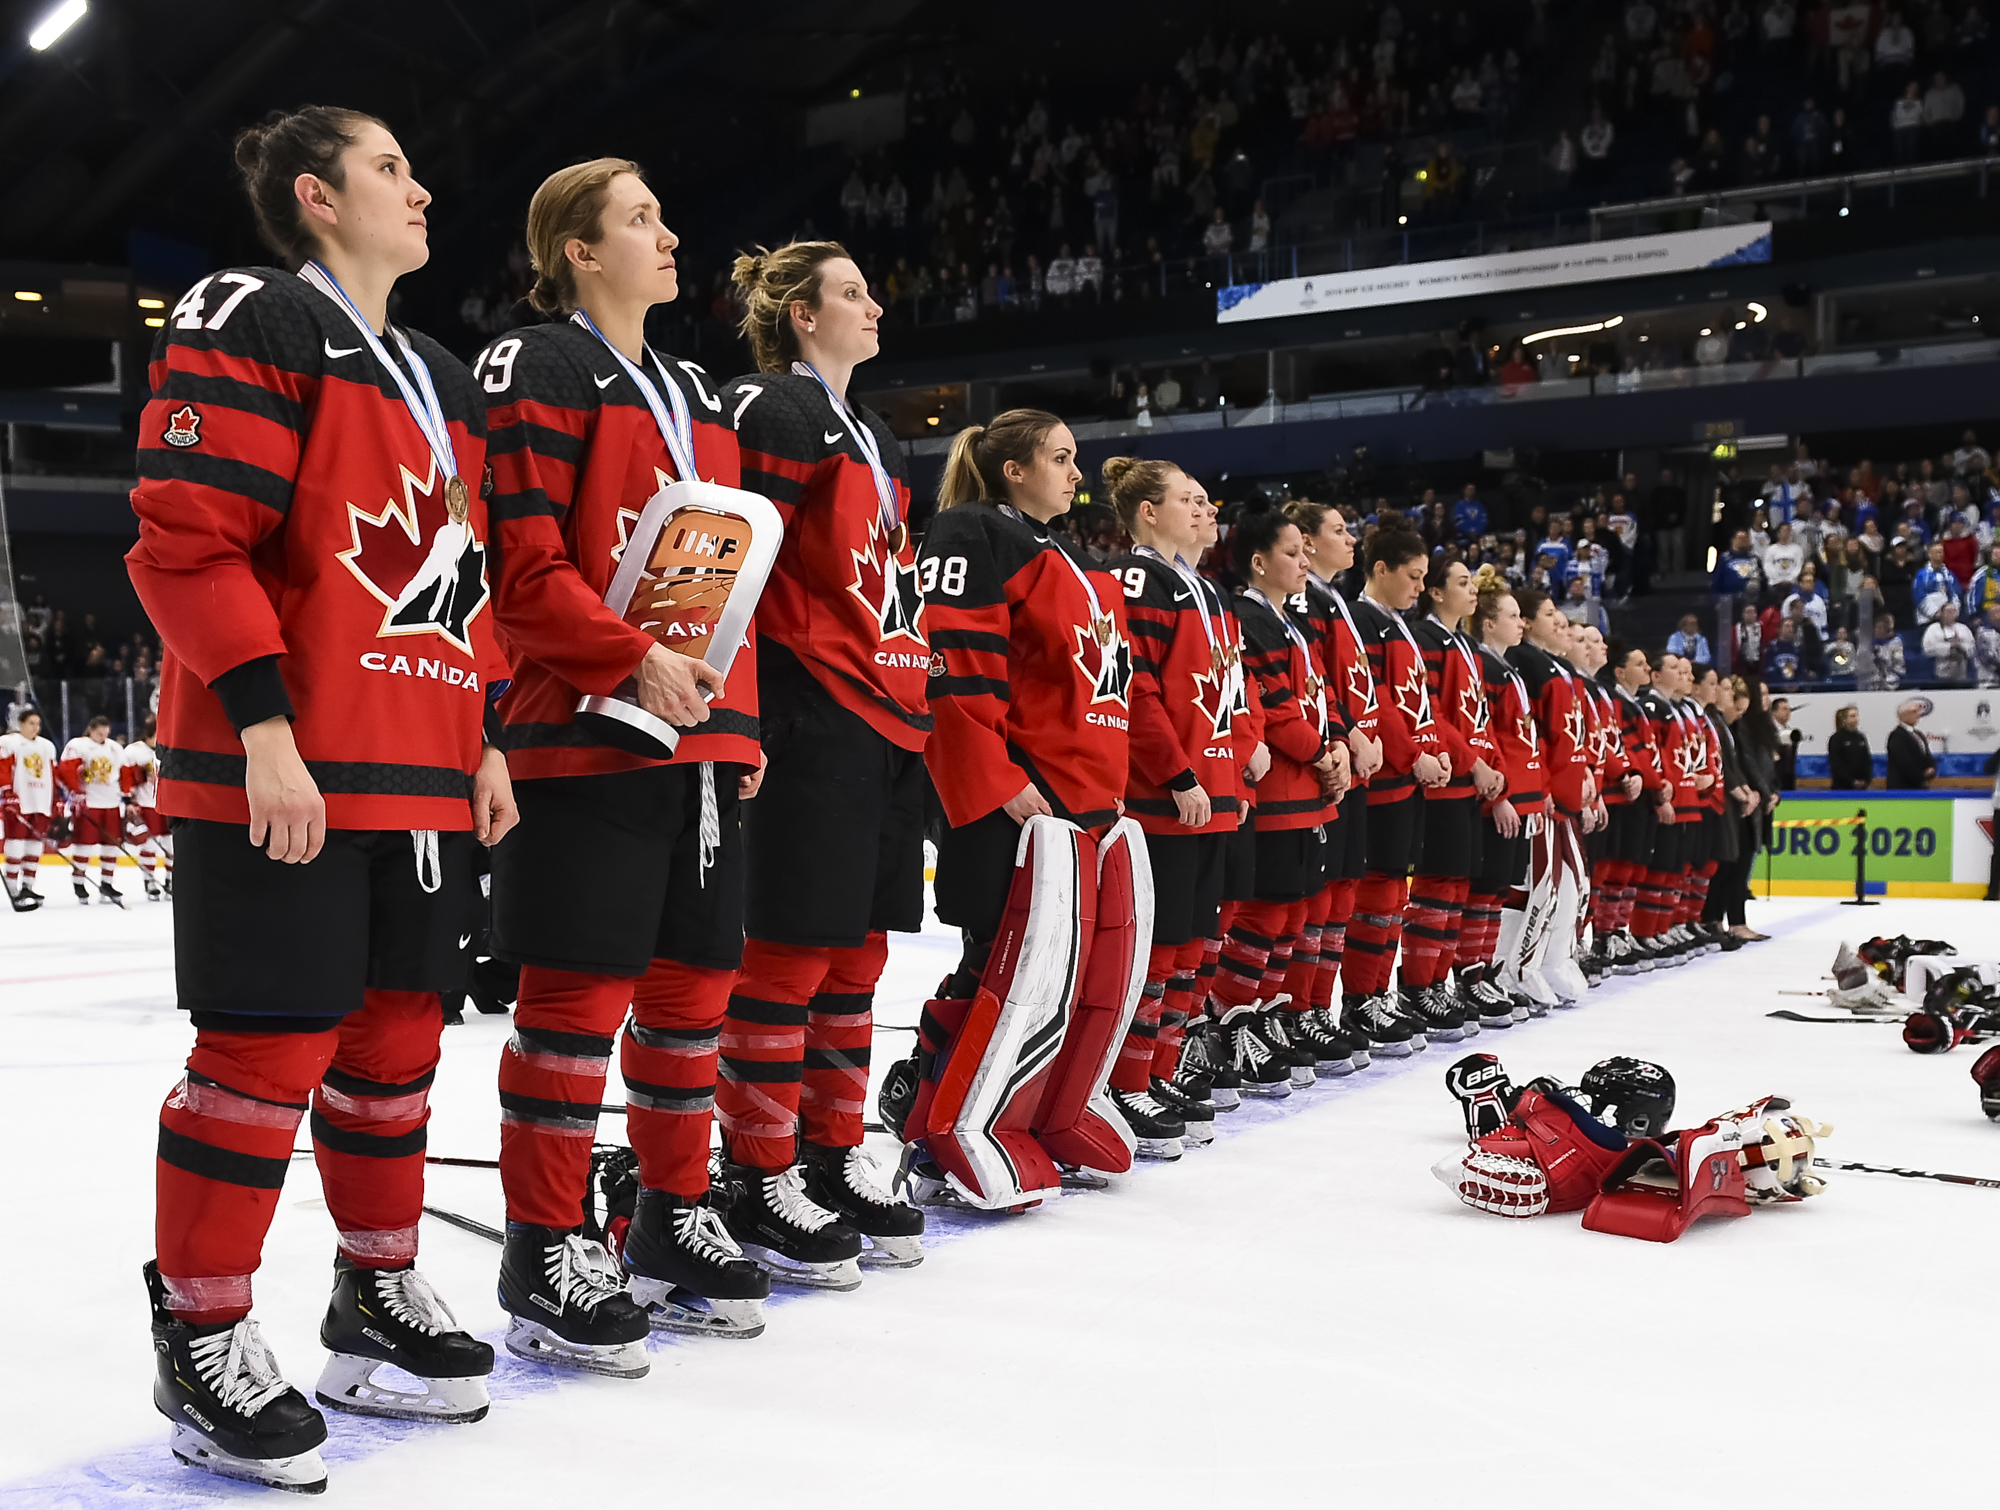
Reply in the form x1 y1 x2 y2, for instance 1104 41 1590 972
1350 595 1441 806
1111 550 1245 836
1645 691 1706 818
1409 614 1496 799
1295 576 1381 788
1479 646 1545 812
1236 588 1333 831
1507 643 1590 817
729 371 929 749
1608 683 1666 799
1578 677 1632 803
476 322 754 777
126 268 602 830
921 503 1130 829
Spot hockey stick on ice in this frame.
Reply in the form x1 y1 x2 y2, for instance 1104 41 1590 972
421 1203 503 1242
1767 1009 1910 1023
1814 1157 2000 1191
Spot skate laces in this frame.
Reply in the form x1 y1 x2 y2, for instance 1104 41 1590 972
189 1320 293 1417
371 1267 457 1337
545 1234 627 1313
674 1204 748 1265
838 1147 903 1209
1116 1087 1169 1116
768 1166 841 1233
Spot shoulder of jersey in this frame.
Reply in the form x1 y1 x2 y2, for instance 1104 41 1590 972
1108 552 1184 609
928 501 1052 575
725 371 824 449
160 265 324 362
473 321 595 405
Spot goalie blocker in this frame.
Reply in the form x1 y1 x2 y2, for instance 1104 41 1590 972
904 815 1155 1210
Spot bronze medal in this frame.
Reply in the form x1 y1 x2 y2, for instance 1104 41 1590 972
446 474 470 524
1211 642 1225 673
1093 613 1115 648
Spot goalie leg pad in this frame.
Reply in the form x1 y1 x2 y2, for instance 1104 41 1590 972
1974 1044 2000 1122
1582 1119 1751 1242
918 816 1083 1209
1032 819 1156 1176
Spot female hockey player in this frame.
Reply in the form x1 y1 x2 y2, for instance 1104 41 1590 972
475 157 771 1367
1101 455 1251 1149
1338 519 1447 1055
1597 640 1672 973
0 705 55 910
1213 499 1351 1096
124 107 664 1492
1462 569 1539 1021
1404 556 1509 1031
719 243 928 1275
903 409 1141 1204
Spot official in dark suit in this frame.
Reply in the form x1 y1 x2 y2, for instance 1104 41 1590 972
1886 702 1937 789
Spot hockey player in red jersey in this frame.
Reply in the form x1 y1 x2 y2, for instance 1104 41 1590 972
1596 641 1671 974
474 158 769 1366
718 243 928 1273
1101 455 1247 1152
58 714 125 905
122 108 644 1491
900 409 1147 1208
1461 571 1541 1022
0 706 55 910
1214 500 1350 1096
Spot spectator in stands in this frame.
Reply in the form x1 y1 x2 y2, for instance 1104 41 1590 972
1764 521 1805 592
1562 573 1607 633
1954 429 1992 477
1202 206 1234 256
1968 542 2000 616
1784 561 1831 635
1668 612 1712 663
1715 527 1766 601
1763 613 1808 683
1887 699 1937 789
1828 705 1874 789
1791 95 1830 171
1651 467 1689 575
1497 342 1538 385
1580 107 1615 179
1925 600 1977 681
1892 80 1928 162
1734 601 1764 669
1868 613 1908 690
1880 540 1918 626
1914 540 1965 624
1925 71 1968 155
1976 604 2000 687
1981 102 2000 154
1453 483 1488 539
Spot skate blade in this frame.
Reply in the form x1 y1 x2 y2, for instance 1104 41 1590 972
1134 1136 1185 1161
169 1423 327 1495
315 1354 490 1423
1208 1086 1241 1111
1370 1040 1415 1059
741 1245 862 1292
1287 1067 1316 1089
1479 1013 1515 1029
1239 1079 1291 1099
858 1233 926 1269
1426 1027 1467 1043
1314 1057 1356 1077
1180 1122 1217 1147
503 1316 649 1378
627 1279 766 1338
1462 1019 1482 1035
1059 1167 1112 1190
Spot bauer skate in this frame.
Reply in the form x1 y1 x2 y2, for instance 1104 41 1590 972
622 1189 769 1338
316 1259 492 1422
718 1161 864 1291
799 1141 927 1268
1149 1075 1217 1145
144 1262 329 1495
1107 1086 1187 1160
498 1224 650 1378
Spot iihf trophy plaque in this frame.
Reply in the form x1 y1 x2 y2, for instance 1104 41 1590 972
575 479 782 758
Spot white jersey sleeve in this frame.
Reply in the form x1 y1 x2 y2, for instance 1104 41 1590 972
122 739 160 807
62 737 126 808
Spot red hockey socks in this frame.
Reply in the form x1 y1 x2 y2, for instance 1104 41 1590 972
1260 898 1310 1002
1459 887 1506 970
157 1026 338 1323
1282 884 1334 1008
622 961 734 1200
1115 942 1179 1094
1150 937 1208 1079
501 968 630 1230
1686 861 1715 922
800 932 888 1151
1315 877 1358 1008
717 939 829 1172
1633 869 1675 938
1215 899 1289 1011
312 989 443 1268
1341 873 1409 997
1403 875 1467 988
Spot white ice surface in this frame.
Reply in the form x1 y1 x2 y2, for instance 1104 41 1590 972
0 880 1989 1507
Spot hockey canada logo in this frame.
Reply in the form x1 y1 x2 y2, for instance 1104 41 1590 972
1191 659 1235 740
336 458 491 656
1562 703 1586 755
1074 613 1133 707
1394 663 1433 728
848 513 926 648
162 405 201 448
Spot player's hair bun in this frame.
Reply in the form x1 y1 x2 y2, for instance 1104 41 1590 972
1100 455 1137 489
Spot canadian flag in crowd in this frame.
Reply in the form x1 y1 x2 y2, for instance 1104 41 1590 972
1827 2 1874 47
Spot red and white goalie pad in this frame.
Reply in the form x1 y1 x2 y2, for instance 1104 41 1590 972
1582 1119 1751 1243
910 815 1085 1210
1433 1088 1628 1218
1029 818 1153 1177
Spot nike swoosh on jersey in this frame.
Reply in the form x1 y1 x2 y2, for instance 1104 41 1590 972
458 933 472 949
1172 589 1194 601
324 342 362 359
824 431 844 445
595 374 617 389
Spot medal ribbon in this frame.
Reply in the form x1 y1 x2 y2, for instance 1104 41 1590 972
1134 545 1223 667
1245 586 1326 729
792 359 900 536
299 262 461 497
1314 577 1378 712
571 310 699 485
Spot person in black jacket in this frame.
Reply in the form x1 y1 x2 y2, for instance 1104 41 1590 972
1885 700 1936 789
1771 696 1802 788
1827 704 1874 789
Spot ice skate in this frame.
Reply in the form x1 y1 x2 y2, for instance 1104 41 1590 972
1403 984 1468 1044
799 1140 927 1268
5 881 40 913
1186 1016 1240 1110
1458 968 1516 1030
1259 1008 1318 1088
1341 991 1420 1058
71 879 89 904
144 1262 329 1496
144 877 164 901
1441 976 1482 1034
316 1259 493 1422
1287 1007 1364 1075
718 1161 863 1291
1220 1006 1291 1097
98 880 127 909
497 1224 650 1378
622 1189 769 1338
1150 1075 1217 1145
1107 1085 1187 1160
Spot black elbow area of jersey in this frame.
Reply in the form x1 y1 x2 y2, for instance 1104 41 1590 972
210 654 295 733
1165 768 1200 792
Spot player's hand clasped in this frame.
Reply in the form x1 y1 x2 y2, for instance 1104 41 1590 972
1172 783 1212 828
637 643 728 727
1002 781 1054 824
242 716 325 864
472 744 518 847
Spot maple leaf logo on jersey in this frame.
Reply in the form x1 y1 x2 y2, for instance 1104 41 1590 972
1191 664 1234 739
336 457 491 656
162 405 201 448
1460 682 1489 734
1673 739 1704 778
1394 664 1432 727
1562 703 1585 754
608 468 673 568
1344 657 1377 714
847 513 926 647
1074 614 1133 707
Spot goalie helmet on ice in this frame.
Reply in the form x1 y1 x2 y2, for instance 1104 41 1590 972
1578 1057 1676 1138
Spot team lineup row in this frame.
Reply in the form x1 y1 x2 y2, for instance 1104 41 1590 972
0 712 175 908
110 103 1745 1496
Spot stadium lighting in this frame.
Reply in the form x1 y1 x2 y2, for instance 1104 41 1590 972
28 0 87 51
12 290 42 302
1735 321 1747 330
1699 327 1712 336
144 316 164 328
1522 315 1622 345
926 415 939 426
136 297 165 310
1747 301 1768 322
1839 206 1850 216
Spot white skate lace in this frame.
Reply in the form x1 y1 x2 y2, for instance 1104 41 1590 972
544 1234 627 1314
674 1204 748 1265
767 1165 841 1233
1116 1088 1170 1117
839 1147 903 1209
371 1267 457 1337
188 1320 293 1418
1234 1025 1273 1069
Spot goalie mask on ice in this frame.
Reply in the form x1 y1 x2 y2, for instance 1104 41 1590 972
902 815 1154 1210
1433 1057 1831 1240
574 479 782 758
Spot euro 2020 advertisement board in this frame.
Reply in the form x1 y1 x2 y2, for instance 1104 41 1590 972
1758 796 1955 885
